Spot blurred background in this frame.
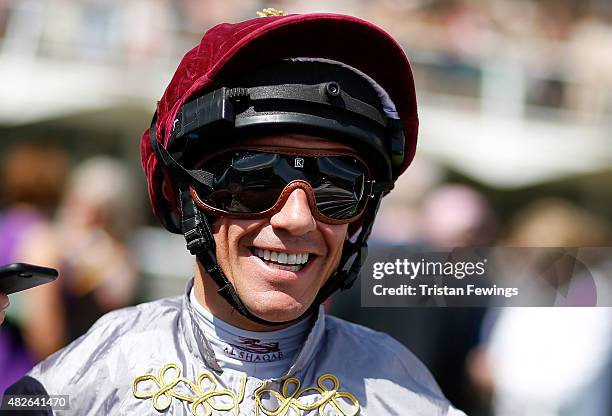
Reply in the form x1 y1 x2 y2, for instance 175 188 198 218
0 0 611 414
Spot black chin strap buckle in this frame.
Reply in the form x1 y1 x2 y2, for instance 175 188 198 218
184 223 206 255
180 189 211 256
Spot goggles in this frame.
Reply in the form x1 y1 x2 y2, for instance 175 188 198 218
189 149 391 224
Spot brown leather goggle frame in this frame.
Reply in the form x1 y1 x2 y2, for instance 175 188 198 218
189 144 372 225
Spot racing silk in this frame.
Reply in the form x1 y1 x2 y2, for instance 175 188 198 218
5 279 466 415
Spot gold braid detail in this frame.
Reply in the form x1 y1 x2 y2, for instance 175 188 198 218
254 374 360 416
132 363 246 415
256 8 287 17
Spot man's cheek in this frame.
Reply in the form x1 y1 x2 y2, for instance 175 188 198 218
211 216 224 234
326 225 349 271
211 220 233 278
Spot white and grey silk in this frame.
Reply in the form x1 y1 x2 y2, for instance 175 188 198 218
17 279 466 415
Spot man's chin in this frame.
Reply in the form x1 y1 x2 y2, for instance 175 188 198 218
245 292 313 324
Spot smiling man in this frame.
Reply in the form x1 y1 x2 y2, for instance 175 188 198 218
195 135 357 329
4 11 465 415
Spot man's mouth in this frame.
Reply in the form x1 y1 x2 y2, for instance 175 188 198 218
252 248 312 272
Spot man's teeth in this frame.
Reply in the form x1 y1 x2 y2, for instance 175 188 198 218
254 248 309 265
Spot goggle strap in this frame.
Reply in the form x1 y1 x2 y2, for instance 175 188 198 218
245 83 387 127
176 83 388 140
150 112 215 189
370 180 394 196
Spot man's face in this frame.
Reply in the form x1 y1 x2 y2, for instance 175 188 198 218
209 134 351 324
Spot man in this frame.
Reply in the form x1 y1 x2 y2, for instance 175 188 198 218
5 11 465 415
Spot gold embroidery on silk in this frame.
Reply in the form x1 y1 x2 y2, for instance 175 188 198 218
132 364 359 415
132 363 246 416
254 374 360 416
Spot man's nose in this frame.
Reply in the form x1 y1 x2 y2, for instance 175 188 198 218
269 188 317 235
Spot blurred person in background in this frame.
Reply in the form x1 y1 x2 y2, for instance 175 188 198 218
330 183 497 414
418 185 497 415
368 156 444 244
566 8 612 121
420 184 498 248
54 156 140 342
0 143 69 394
468 198 612 416
0 152 141 394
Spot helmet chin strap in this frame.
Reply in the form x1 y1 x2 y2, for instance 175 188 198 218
179 188 382 327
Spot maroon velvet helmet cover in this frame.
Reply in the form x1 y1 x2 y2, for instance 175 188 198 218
141 13 418 231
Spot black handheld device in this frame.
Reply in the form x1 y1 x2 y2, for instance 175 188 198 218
0 263 59 294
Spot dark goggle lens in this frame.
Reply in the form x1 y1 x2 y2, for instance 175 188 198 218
198 151 369 220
